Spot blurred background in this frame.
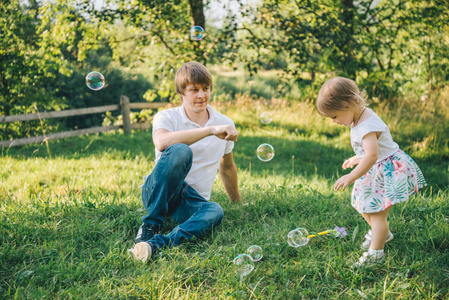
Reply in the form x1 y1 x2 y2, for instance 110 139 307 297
1 0 448 140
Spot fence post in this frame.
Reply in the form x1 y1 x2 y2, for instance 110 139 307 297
120 95 131 134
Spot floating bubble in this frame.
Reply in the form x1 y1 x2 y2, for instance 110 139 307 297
190 26 205 41
86 71 105 91
233 254 254 277
260 111 272 124
288 227 309 247
257 143 275 162
247 245 263 262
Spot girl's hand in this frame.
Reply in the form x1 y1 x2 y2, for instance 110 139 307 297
334 174 355 191
342 156 360 170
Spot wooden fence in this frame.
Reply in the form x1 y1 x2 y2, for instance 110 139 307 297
0 96 172 148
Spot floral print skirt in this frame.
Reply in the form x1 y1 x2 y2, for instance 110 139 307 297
351 149 427 214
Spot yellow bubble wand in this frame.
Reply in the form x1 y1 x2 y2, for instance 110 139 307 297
288 227 347 247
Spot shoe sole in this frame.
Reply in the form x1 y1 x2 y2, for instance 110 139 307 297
385 233 394 243
129 242 152 263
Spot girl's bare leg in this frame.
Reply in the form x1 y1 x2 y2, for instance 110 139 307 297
367 206 392 250
361 213 372 227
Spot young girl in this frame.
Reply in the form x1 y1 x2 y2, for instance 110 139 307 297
316 77 427 267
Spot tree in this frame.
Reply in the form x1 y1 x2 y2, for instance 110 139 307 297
90 0 240 101
2 0 448 140
0 0 152 139
0 0 64 139
234 0 449 100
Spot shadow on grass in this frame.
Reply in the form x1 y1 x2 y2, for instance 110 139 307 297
1 130 157 160
1 150 448 298
0 194 145 294
233 135 351 178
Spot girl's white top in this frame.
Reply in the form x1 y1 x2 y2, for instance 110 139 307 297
350 109 399 163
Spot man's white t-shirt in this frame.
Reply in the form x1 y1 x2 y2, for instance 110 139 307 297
152 104 235 200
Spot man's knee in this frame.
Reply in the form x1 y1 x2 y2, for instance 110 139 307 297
206 202 224 227
165 143 193 168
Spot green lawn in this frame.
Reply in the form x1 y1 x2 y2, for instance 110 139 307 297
1 99 448 299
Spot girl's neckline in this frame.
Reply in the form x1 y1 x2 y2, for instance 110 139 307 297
354 107 366 126
351 108 373 128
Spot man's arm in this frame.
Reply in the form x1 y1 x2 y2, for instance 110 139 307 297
219 152 241 203
153 125 238 152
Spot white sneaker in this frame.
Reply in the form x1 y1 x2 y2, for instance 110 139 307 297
352 251 385 268
129 242 152 263
361 230 394 250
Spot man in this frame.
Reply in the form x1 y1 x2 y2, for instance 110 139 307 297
129 61 241 262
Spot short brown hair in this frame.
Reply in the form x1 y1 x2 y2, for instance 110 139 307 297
316 77 368 117
175 61 213 95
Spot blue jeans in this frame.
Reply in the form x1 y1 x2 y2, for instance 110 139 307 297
141 143 224 251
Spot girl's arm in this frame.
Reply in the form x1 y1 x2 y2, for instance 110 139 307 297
342 156 360 170
334 132 379 191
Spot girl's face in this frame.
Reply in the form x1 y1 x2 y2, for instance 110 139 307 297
328 109 355 126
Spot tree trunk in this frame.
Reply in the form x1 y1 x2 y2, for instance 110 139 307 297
427 33 433 93
189 0 205 29
188 0 206 64
341 0 357 79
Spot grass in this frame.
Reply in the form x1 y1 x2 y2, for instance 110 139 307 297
1 96 448 299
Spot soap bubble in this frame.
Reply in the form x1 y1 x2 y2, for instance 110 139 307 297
260 111 272 124
247 245 263 262
288 227 309 247
190 26 205 40
257 143 275 162
86 71 105 91
233 254 254 277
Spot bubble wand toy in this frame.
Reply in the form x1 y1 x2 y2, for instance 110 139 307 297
288 226 347 247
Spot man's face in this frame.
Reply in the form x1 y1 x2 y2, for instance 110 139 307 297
180 83 211 114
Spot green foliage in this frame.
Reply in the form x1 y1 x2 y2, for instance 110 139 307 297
0 1 62 114
94 0 245 102
235 0 449 100
1 0 448 141
1 0 98 139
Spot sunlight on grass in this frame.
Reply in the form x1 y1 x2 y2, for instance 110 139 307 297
1 95 448 298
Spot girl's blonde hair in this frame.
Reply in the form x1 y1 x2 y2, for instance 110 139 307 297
316 77 368 117
175 61 213 96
